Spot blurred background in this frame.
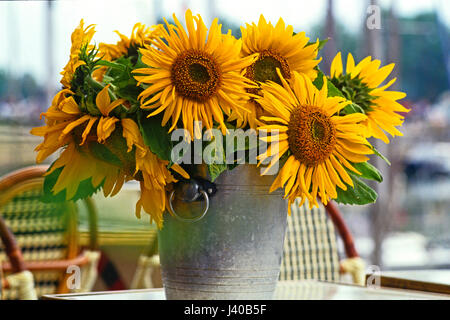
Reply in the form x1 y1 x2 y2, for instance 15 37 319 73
0 0 449 284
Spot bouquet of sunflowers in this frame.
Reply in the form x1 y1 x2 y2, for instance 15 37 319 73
31 10 408 229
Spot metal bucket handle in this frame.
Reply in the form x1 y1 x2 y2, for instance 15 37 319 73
169 179 215 223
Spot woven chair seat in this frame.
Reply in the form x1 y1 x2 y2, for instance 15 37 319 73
280 199 341 282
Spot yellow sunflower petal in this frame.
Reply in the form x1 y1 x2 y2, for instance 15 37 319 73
330 52 343 78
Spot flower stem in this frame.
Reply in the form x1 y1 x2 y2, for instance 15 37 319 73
86 76 118 100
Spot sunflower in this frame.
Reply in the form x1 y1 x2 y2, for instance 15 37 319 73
134 145 178 229
257 71 373 210
133 9 257 139
61 20 96 88
44 143 126 200
329 52 409 143
31 89 77 163
121 117 188 228
229 15 322 129
31 87 128 198
93 23 163 81
37 85 127 147
32 85 188 227
99 23 163 61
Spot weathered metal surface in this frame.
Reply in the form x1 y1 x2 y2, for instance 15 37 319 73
158 164 288 300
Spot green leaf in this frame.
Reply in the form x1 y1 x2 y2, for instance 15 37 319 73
137 111 173 161
326 78 345 98
98 56 141 105
335 174 378 205
351 162 383 183
41 166 67 203
342 103 365 115
306 38 329 51
41 164 103 203
134 51 148 69
88 142 122 167
207 163 228 182
203 131 228 181
370 145 392 166
96 60 127 71
115 84 140 105
313 70 345 98
312 70 326 89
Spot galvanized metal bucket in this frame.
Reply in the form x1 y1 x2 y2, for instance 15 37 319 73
158 164 288 300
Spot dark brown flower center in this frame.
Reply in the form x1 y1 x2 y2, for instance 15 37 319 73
288 105 336 166
245 49 290 91
171 49 221 102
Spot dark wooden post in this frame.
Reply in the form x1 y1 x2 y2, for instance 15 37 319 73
0 216 25 274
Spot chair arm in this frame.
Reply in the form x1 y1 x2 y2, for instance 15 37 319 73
0 215 25 273
323 201 366 286
3 271 37 300
0 166 49 193
340 257 366 286
74 250 101 293
130 254 160 289
324 201 359 258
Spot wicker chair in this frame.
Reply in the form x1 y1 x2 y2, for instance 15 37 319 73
0 166 101 299
280 198 365 285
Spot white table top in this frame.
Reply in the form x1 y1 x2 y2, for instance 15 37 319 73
43 280 450 300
